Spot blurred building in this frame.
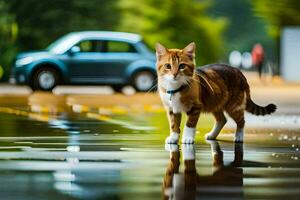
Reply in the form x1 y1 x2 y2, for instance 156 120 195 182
281 27 300 82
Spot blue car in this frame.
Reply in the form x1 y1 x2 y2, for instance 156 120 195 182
11 31 157 92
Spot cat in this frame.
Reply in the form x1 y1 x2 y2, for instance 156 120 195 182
162 142 243 200
156 42 276 143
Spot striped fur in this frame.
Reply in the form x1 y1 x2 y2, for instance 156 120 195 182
156 43 277 143
246 100 277 115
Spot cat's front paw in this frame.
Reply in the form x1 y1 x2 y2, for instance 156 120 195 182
165 132 179 144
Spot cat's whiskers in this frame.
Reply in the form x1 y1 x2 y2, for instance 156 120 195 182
185 80 192 89
194 71 214 93
190 77 200 83
145 77 158 94
184 77 193 89
145 83 158 94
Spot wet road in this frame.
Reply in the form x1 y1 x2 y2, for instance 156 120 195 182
0 92 300 200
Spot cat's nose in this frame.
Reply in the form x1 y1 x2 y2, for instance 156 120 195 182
173 73 178 79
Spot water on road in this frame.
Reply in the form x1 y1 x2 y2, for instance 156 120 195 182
0 94 299 200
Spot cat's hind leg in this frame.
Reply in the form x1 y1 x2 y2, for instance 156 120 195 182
206 111 227 140
227 109 245 143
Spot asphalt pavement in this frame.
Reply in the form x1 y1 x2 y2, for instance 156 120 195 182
0 72 299 199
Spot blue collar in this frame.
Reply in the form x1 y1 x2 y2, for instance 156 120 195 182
166 85 187 94
166 85 187 100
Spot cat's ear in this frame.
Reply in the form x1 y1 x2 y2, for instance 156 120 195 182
183 42 196 58
155 43 167 59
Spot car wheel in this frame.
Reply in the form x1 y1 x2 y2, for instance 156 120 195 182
132 71 156 92
31 67 60 91
112 85 124 93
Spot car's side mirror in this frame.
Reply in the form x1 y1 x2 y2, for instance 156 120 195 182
69 46 80 56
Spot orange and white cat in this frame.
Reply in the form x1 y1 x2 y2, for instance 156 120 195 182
156 42 276 143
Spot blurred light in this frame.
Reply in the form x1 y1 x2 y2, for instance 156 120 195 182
9 77 16 84
241 52 252 69
122 86 135 95
229 51 242 67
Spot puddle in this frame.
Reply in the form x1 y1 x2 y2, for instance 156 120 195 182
0 95 299 199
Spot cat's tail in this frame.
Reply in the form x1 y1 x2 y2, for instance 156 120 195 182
243 79 277 116
246 99 277 116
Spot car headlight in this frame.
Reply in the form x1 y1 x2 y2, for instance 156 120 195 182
16 57 34 66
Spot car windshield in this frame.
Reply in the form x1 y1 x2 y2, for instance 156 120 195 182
46 34 78 54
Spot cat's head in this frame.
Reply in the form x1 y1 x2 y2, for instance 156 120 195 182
155 42 196 89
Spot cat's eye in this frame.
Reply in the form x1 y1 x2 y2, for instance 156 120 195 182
164 63 171 69
179 63 186 69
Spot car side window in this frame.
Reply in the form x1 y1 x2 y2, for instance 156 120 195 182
107 41 137 53
76 40 103 52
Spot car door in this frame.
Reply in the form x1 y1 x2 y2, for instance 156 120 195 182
98 40 140 83
66 39 107 83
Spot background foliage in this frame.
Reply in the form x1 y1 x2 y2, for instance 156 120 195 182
252 0 300 69
1 0 299 80
118 0 228 65
252 0 300 38
0 1 17 79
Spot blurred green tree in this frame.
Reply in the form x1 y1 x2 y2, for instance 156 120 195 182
8 0 120 50
210 0 274 58
252 0 300 38
0 1 17 80
118 0 228 65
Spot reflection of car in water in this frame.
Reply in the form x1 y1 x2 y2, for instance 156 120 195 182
10 31 157 92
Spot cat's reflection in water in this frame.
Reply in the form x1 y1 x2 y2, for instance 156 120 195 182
162 141 243 200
